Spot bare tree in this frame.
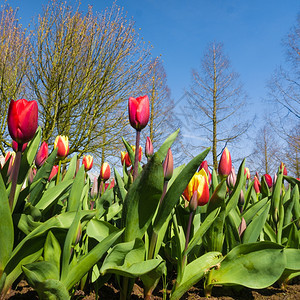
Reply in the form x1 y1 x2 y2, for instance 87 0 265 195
0 5 30 155
187 42 249 171
27 1 150 160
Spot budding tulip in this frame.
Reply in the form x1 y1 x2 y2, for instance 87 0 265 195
280 162 287 176
244 167 250 180
128 95 150 131
7 99 38 145
82 155 93 172
12 140 27 153
28 167 37 185
198 160 212 184
253 176 261 194
54 135 69 159
100 162 111 182
145 136 154 158
163 148 173 181
35 141 49 168
90 177 98 198
132 145 143 162
262 174 273 188
6 151 15 177
183 169 210 206
218 147 232 178
48 165 59 181
121 151 131 167
226 166 237 189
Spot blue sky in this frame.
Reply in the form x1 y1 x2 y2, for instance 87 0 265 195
10 0 300 160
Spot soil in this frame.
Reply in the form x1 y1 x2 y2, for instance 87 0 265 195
4 278 300 299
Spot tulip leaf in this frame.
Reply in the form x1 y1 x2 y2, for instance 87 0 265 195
0 173 13 274
63 154 77 181
207 242 285 289
123 153 164 242
170 252 223 300
156 129 179 162
225 159 245 216
67 166 85 212
44 231 62 276
86 219 119 242
242 196 269 224
153 148 210 235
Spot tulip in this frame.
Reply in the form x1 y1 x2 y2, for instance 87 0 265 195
12 140 27 153
28 167 37 185
145 136 154 159
253 176 261 194
6 151 15 178
100 162 111 182
121 151 131 167
82 155 93 172
7 99 38 145
227 166 236 189
163 148 173 181
54 135 69 159
35 141 49 168
238 217 247 237
128 95 150 131
198 160 212 185
244 167 250 180
90 177 98 199
183 169 210 206
105 178 115 191
131 145 143 162
48 165 59 181
262 174 273 188
280 162 287 176
218 147 232 178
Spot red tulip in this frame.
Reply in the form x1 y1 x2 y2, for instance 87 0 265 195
100 162 111 182
244 167 250 180
163 148 173 181
12 140 27 153
198 160 212 185
8 99 38 146
253 176 261 194
82 155 93 172
132 145 143 162
48 165 59 181
35 142 49 168
105 178 115 191
54 135 69 159
218 147 232 178
121 151 131 167
263 174 273 188
280 162 287 176
145 136 154 158
183 169 210 206
128 95 150 131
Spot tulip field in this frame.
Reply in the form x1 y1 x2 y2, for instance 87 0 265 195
1 96 300 300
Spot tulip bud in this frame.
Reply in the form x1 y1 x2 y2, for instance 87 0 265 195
238 189 245 213
273 173 277 186
121 151 131 167
100 162 111 182
6 151 15 177
91 177 98 198
253 176 261 194
35 141 49 168
163 148 173 181
54 135 69 159
132 145 142 162
128 95 150 131
218 147 232 178
226 166 236 189
244 167 250 180
280 162 287 176
238 217 247 237
7 99 38 145
189 190 198 212
145 136 154 158
183 169 210 206
48 165 59 181
82 155 93 172
28 167 37 185
12 140 27 153
198 160 212 184
262 174 273 188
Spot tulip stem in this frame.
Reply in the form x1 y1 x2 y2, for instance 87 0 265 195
8 145 22 211
182 210 195 270
133 130 140 181
56 160 62 185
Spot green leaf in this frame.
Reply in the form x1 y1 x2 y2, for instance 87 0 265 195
153 148 210 234
62 154 77 181
156 129 179 162
63 229 124 290
208 242 285 289
86 219 119 242
114 168 127 203
170 252 223 300
44 231 61 276
34 278 70 300
0 173 13 273
67 166 85 212
242 197 269 224
278 248 300 285
123 153 164 242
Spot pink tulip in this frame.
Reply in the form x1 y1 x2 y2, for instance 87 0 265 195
35 142 49 168
218 147 232 178
128 95 150 131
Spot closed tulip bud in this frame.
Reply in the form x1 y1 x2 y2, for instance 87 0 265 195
218 147 232 178
226 166 236 189
121 151 131 167
82 155 93 172
273 173 277 186
48 165 59 181
183 169 210 206
238 217 247 237
163 148 173 181
189 190 198 212
72 222 82 246
54 135 69 159
145 136 154 158
6 151 15 177
28 167 37 185
100 162 110 182
253 176 261 194
239 189 245 213
91 177 98 198
7 99 38 145
244 167 250 180
280 162 287 176
262 174 273 188
35 142 49 168
131 145 143 162
12 140 27 153
198 160 212 184
128 95 150 131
